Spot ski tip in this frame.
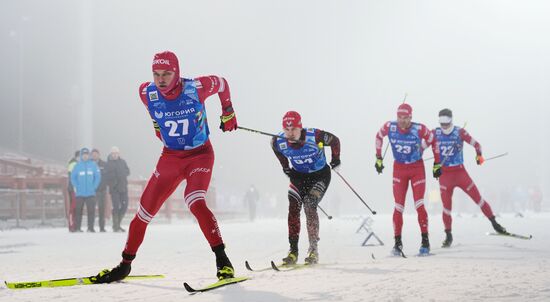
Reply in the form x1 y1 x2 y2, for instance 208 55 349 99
270 261 280 271
183 282 197 293
245 261 253 271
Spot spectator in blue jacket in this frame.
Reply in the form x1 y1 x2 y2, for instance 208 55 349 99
70 148 101 232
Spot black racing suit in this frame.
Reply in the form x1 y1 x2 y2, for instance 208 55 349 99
271 128 340 253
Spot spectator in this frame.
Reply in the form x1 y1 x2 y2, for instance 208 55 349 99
243 185 259 221
92 148 108 232
67 150 80 232
106 146 130 232
70 148 101 232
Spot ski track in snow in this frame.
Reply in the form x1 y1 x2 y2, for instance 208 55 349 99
1 213 549 302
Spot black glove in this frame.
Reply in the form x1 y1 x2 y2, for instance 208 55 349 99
433 163 442 179
330 158 341 169
374 156 384 174
283 167 296 178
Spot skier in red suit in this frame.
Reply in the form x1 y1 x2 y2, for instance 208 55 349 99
375 103 441 255
433 108 507 248
94 51 238 283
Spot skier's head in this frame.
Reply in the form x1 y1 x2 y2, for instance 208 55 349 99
282 111 302 141
397 103 412 129
438 108 453 131
152 51 180 94
80 147 90 161
439 108 454 135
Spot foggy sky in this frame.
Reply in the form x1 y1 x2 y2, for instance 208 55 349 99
1 0 549 214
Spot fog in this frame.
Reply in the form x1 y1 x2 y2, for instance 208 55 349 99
1 0 549 215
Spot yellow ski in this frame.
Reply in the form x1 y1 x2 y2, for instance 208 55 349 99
5 274 164 289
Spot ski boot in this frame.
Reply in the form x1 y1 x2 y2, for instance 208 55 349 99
215 256 234 280
391 235 403 256
282 250 298 265
214 244 234 280
304 247 318 265
92 252 134 283
419 233 430 256
441 230 453 248
489 216 507 234
92 252 135 284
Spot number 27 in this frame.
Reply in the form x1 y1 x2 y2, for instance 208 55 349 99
165 119 189 137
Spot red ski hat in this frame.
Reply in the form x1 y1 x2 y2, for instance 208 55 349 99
282 111 302 129
152 51 180 93
397 103 412 118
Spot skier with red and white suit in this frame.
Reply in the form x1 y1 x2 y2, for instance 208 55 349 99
93 51 238 283
433 108 507 248
375 103 441 256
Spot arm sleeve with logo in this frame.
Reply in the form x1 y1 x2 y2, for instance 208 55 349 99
459 128 482 155
196 76 234 114
139 82 163 141
315 129 340 162
271 137 290 169
375 122 391 157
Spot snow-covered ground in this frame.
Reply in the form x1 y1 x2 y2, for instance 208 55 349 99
1 213 549 302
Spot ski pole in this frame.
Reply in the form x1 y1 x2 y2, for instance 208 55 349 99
237 126 321 148
381 143 390 160
332 169 377 215
237 126 282 140
484 152 508 162
317 205 333 220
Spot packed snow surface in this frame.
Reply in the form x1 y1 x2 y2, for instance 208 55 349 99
1 213 549 301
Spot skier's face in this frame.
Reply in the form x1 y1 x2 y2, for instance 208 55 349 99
82 153 89 161
91 151 100 161
397 115 412 129
153 70 175 89
284 127 302 142
440 123 452 130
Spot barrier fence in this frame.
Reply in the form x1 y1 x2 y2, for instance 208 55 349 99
0 177 245 231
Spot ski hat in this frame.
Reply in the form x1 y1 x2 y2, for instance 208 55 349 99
80 148 90 155
397 103 412 118
152 51 180 93
438 108 453 124
110 146 120 154
282 111 302 129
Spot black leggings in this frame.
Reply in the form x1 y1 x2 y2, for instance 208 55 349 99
287 165 331 250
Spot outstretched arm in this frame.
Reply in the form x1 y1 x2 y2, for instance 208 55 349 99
460 128 484 164
196 76 237 131
459 128 482 155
